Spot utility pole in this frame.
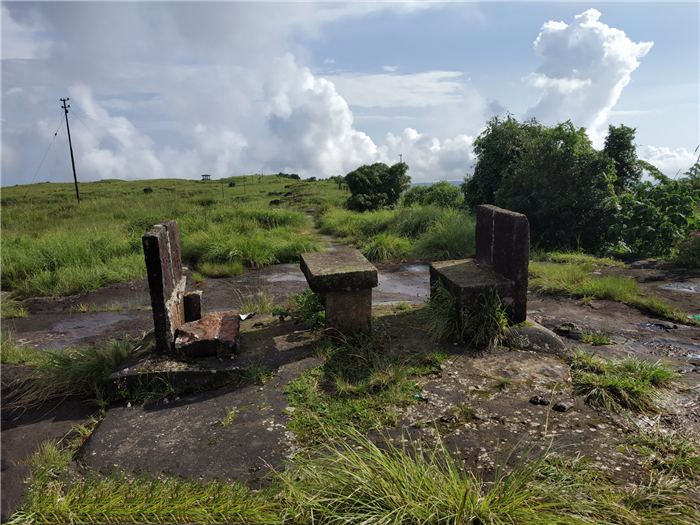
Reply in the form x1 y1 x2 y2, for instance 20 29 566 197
60 98 80 203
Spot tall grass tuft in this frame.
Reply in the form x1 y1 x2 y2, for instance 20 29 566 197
571 351 679 413
421 279 461 342
278 430 567 525
10 441 278 525
10 338 133 408
411 209 476 261
360 233 411 262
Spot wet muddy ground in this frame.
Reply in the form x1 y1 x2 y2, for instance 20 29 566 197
2 257 700 520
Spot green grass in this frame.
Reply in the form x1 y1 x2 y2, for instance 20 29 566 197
1 297 29 319
11 428 700 524
284 327 446 445
9 441 278 525
421 279 461 342
529 261 699 326
580 328 616 346
410 209 476 261
0 331 46 366
315 205 475 262
461 289 510 348
1 177 337 300
571 351 679 413
421 281 509 347
530 249 625 267
360 232 411 262
630 429 700 479
9 338 133 408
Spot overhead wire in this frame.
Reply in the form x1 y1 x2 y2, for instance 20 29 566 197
69 105 247 150
69 102 162 176
24 114 64 198
68 109 148 179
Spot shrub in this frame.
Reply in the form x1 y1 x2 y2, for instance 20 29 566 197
346 162 411 212
494 122 618 252
411 210 476 260
360 233 411 262
609 180 699 257
676 231 700 268
403 181 463 208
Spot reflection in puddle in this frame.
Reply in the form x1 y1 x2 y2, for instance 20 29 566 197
658 282 700 293
49 311 136 348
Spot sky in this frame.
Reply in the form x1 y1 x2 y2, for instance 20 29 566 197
2 1 698 187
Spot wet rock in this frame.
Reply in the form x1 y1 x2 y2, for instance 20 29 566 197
506 322 567 355
553 400 575 412
529 395 550 406
553 322 582 340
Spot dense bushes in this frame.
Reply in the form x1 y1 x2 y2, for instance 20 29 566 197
494 122 618 252
316 205 475 262
403 181 463 208
345 162 411 212
462 116 699 256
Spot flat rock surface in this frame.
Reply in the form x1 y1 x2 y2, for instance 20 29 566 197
2 256 700 520
81 357 323 489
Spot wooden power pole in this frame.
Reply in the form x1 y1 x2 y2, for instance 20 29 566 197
60 98 80 203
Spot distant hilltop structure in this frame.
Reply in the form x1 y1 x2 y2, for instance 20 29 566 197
201 174 211 181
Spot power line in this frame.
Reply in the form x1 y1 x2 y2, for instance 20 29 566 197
70 105 246 150
60 98 81 203
69 110 149 180
24 114 64 198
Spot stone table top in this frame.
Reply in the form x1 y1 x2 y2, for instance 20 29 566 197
300 249 378 293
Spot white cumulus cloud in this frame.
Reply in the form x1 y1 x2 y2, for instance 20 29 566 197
386 128 475 182
262 53 380 176
524 8 653 146
325 71 467 108
639 145 698 179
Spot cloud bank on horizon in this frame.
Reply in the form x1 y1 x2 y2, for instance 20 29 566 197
2 3 697 187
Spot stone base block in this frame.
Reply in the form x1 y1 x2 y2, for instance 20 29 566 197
325 288 372 334
174 311 241 358
429 259 518 324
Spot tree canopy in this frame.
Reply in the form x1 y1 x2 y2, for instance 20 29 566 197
403 181 463 208
345 162 411 212
463 117 619 252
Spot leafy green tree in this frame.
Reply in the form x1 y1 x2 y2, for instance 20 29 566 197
403 181 463 208
461 115 541 209
494 121 618 252
680 160 700 191
603 124 643 194
610 179 700 256
345 162 411 212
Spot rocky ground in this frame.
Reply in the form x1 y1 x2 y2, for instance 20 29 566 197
2 258 700 521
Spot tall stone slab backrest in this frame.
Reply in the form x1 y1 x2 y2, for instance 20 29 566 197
475 205 530 323
142 220 187 353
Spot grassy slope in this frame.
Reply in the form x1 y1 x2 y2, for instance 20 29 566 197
1 176 342 299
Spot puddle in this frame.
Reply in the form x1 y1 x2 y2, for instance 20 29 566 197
658 282 700 293
630 339 700 358
403 264 430 273
375 270 429 304
48 311 137 348
636 322 665 331
211 261 431 305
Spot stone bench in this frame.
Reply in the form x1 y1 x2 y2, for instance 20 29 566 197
142 220 240 357
300 249 378 334
429 205 530 325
